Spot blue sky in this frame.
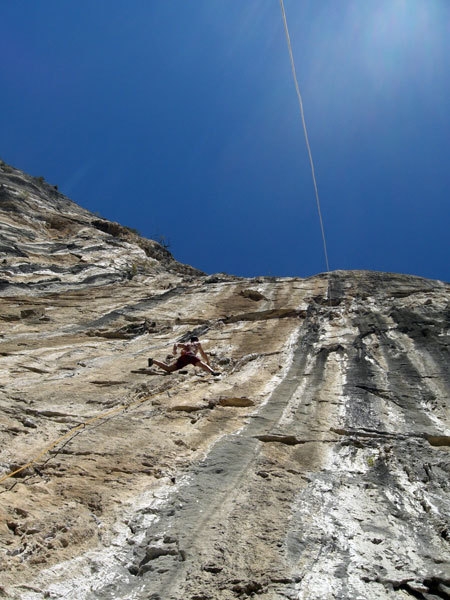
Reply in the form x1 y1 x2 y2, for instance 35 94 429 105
1 1 449 281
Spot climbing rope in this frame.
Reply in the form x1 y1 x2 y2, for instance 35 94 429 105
279 0 330 273
0 382 170 487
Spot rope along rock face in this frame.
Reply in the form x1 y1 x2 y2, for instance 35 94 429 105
0 163 449 600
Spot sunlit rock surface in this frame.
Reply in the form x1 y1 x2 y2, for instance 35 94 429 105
1 162 449 600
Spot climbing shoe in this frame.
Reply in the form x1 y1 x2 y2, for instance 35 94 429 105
148 358 153 367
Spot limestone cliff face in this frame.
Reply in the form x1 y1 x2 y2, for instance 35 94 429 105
0 162 449 600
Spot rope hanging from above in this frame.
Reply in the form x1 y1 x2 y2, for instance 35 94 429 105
279 0 330 273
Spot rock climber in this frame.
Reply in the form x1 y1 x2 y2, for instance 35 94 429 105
148 336 220 376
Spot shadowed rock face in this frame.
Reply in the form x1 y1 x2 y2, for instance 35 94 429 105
0 163 449 600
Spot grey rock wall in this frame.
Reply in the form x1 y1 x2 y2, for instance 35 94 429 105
0 163 449 600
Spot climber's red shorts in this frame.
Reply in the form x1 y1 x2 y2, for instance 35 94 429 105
175 354 200 369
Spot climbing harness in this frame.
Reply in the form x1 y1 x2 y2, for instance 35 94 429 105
1 5 332 488
279 0 330 274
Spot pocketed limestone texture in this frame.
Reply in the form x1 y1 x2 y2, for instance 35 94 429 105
0 163 449 599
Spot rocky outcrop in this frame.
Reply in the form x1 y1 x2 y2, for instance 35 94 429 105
0 163 449 600
0 162 201 296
